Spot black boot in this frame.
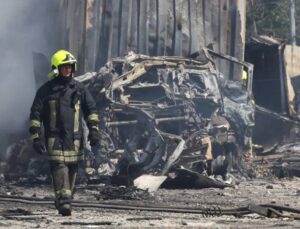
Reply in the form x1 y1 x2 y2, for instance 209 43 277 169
57 197 72 216
59 203 71 216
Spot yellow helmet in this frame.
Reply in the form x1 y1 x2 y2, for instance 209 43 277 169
48 50 77 79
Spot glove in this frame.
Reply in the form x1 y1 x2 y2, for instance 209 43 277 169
32 139 47 155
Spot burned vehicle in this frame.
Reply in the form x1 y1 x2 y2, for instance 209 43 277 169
77 48 255 188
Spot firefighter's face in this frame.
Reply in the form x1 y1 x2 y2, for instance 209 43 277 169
60 65 72 77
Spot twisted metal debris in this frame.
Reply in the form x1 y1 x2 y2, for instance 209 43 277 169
76 48 255 187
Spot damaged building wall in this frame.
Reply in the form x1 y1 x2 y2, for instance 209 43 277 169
55 0 246 80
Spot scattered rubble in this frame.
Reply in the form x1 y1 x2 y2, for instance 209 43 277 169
253 142 300 178
94 185 152 201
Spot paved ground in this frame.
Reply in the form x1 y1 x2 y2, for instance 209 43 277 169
0 177 299 228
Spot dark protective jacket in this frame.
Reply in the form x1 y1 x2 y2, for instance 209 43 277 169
29 77 99 163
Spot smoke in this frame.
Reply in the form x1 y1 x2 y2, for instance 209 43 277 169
0 1 63 148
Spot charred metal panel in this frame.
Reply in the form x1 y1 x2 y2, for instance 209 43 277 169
57 0 246 78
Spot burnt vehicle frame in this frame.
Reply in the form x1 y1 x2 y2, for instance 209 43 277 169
77 48 254 187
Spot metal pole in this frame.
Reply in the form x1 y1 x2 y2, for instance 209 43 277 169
289 0 296 45
106 116 187 127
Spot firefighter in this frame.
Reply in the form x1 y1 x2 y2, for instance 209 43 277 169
29 50 102 216
242 68 248 88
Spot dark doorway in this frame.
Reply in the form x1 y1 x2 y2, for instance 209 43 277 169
245 41 283 113
245 38 290 146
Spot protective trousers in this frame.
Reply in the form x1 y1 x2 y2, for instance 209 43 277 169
50 162 78 215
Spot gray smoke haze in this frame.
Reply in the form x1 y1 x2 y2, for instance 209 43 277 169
0 0 63 148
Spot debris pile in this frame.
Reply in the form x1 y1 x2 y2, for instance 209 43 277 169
93 185 152 200
253 142 300 178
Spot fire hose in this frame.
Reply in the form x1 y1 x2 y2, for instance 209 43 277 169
0 194 299 219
